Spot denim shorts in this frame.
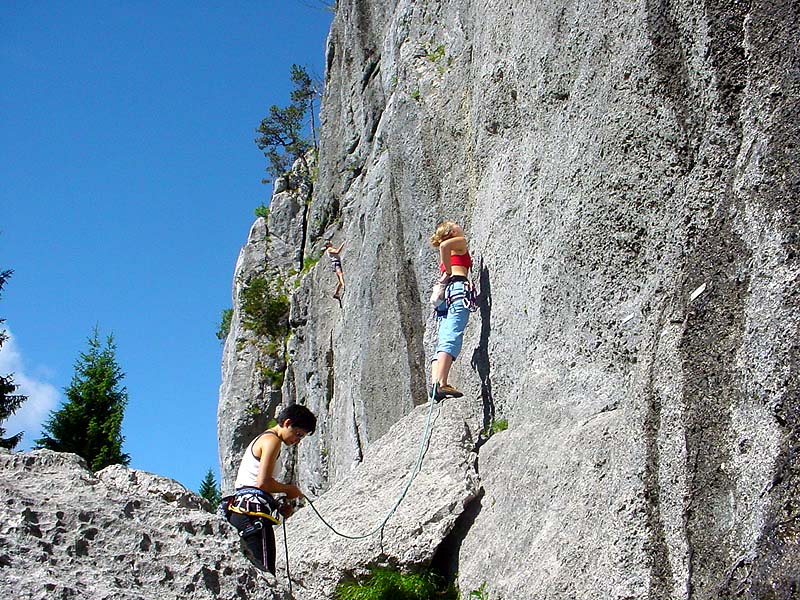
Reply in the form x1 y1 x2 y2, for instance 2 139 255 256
434 281 470 360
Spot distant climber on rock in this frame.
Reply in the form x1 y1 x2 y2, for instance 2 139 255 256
429 220 475 401
324 240 346 299
222 404 317 574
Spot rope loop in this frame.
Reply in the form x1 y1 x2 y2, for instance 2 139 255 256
304 384 440 539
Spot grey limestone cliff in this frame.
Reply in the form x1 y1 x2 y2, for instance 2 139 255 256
218 163 314 493
218 0 799 598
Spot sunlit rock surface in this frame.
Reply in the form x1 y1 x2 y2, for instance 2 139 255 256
216 0 799 597
0 449 285 600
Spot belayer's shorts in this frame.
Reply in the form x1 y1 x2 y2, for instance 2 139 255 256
434 280 470 360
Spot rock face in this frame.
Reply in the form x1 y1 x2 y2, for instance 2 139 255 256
0 449 284 600
278 400 480 600
220 0 799 598
218 163 313 493
218 217 272 493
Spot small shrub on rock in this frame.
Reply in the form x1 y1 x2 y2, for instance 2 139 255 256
335 567 456 600
240 276 289 338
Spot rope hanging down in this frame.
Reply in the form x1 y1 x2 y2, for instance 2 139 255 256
304 384 440 539
282 519 292 597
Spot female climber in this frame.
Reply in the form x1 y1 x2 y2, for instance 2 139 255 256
325 240 346 299
225 404 317 574
430 220 472 401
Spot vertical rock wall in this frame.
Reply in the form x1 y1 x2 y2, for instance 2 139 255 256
220 0 799 597
218 167 313 493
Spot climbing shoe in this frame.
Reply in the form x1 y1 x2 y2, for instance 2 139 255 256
431 383 462 401
438 384 463 398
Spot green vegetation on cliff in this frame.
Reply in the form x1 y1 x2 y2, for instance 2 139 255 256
240 276 290 339
255 64 319 183
216 308 233 343
335 568 457 600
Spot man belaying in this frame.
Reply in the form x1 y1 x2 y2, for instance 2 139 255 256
222 404 317 574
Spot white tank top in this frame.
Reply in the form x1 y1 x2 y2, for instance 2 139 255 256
234 431 279 489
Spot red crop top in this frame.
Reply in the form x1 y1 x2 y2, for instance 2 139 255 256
440 250 472 273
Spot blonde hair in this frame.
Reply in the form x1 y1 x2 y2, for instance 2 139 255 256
430 221 459 247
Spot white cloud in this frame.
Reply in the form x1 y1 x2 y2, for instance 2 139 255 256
0 329 61 449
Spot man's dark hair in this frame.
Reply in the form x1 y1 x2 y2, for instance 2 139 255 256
276 404 317 434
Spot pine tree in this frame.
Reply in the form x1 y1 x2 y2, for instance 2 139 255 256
199 467 221 507
0 269 27 449
255 103 311 180
289 64 318 152
254 64 319 182
35 327 130 470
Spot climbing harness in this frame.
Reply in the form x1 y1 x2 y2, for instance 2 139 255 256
303 382 441 540
239 518 265 539
434 278 479 318
227 487 282 525
446 278 479 312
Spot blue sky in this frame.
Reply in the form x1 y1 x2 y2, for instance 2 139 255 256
1 2 333 492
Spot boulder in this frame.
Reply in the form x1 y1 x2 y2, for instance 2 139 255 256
277 399 480 600
0 449 285 600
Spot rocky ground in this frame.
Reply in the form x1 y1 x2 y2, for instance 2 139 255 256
0 449 286 600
